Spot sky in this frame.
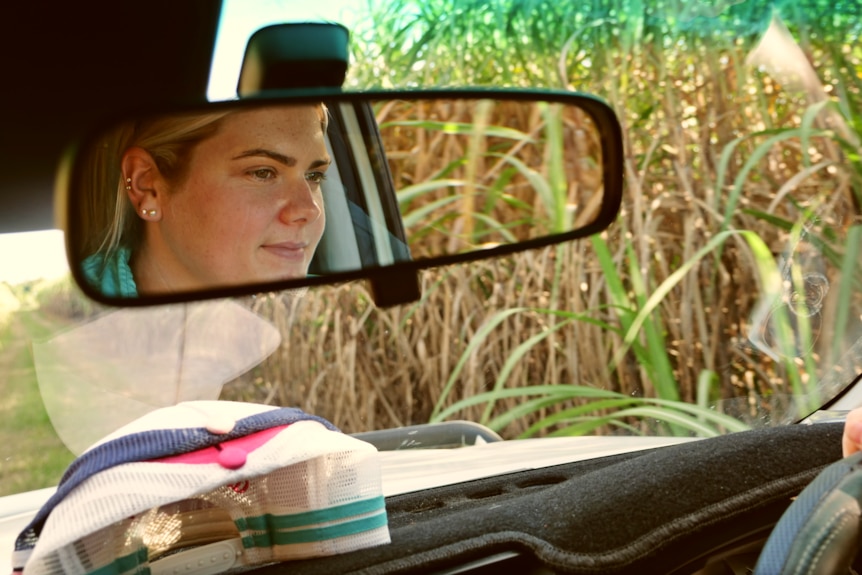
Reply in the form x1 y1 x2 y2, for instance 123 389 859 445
0 230 69 285
0 0 360 285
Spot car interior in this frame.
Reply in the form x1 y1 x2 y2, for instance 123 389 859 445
3 1 862 574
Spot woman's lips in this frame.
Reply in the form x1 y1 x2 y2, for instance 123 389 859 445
261 241 308 262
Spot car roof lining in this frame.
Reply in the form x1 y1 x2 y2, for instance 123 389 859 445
0 1 221 233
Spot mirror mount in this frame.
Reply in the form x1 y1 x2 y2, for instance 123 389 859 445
238 23 350 96
369 267 422 308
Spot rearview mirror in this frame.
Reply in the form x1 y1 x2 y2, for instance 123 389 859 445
62 89 623 306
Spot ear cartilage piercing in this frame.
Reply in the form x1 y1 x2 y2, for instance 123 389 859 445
125 178 132 191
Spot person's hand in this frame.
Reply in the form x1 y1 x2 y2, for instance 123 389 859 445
843 407 862 457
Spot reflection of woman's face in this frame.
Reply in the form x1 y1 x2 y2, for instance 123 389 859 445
141 105 329 291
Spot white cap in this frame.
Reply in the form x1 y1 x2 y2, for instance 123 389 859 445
14 401 389 575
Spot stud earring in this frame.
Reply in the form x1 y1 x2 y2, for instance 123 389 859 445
140 208 157 217
148 209 157 217
125 178 132 191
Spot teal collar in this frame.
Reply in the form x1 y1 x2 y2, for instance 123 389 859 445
81 247 138 298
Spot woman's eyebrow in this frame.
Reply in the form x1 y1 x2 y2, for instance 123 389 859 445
233 148 297 166
309 158 332 170
233 149 331 170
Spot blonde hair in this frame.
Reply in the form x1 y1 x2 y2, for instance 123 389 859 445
76 103 329 261
76 111 230 260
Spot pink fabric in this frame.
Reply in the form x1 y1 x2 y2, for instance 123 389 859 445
151 425 289 469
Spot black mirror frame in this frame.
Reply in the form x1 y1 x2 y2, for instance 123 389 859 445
61 87 624 307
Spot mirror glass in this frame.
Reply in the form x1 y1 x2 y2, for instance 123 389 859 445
66 94 619 301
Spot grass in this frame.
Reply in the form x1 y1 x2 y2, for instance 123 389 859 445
239 0 862 436
0 307 75 496
9 1 862 476
378 97 603 255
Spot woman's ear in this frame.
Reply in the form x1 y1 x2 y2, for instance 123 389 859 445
121 147 164 222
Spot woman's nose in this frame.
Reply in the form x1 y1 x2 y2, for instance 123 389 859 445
278 178 322 225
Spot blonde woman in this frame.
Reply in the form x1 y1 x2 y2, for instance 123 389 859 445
79 104 330 297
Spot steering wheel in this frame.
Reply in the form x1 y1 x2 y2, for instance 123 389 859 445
754 450 862 574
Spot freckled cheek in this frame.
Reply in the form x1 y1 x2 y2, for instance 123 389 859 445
230 199 288 262
179 179 259 259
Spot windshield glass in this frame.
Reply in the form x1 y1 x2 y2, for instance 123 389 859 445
3 0 862 503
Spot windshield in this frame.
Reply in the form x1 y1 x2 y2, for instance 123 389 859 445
3 0 862 502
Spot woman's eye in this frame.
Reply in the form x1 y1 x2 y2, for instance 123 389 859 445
306 171 328 184
249 168 276 180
